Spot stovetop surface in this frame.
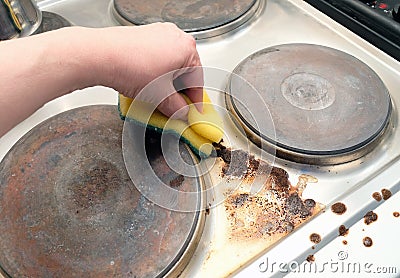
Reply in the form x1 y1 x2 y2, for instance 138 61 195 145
1 0 400 276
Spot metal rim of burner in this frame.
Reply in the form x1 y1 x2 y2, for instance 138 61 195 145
225 43 393 165
33 11 72 35
0 0 42 39
110 0 265 40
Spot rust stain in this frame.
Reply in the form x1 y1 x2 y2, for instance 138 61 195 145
372 191 382 202
309 233 321 244
306 254 315 263
363 236 373 247
381 188 392 200
364 211 378 225
338 225 349 236
331 202 347 215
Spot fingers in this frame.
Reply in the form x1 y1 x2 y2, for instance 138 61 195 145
173 66 204 113
137 75 189 120
153 68 204 120
110 23 204 118
135 67 203 121
157 92 189 120
184 87 203 113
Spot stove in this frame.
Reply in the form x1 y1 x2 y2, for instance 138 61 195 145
0 0 400 277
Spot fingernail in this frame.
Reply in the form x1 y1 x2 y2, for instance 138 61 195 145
194 102 203 113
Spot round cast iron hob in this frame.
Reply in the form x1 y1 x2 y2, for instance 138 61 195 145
0 105 204 278
112 0 262 39
226 44 392 165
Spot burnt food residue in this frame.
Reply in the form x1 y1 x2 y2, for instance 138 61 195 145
381 188 392 200
363 237 373 247
70 160 121 209
372 192 382 202
304 199 316 209
215 144 263 179
169 174 184 188
219 145 322 240
342 240 348 245
364 211 378 225
331 202 347 215
393 212 399 218
338 225 349 236
310 233 321 244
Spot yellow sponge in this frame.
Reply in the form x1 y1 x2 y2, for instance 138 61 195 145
118 90 223 157
186 93 224 143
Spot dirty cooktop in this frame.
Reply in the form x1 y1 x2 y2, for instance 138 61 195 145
0 105 203 277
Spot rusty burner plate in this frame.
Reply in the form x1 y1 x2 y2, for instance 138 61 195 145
112 0 260 39
226 44 392 165
0 105 204 277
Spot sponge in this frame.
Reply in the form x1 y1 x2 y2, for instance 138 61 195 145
118 90 223 157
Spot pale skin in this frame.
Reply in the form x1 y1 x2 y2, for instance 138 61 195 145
0 22 204 137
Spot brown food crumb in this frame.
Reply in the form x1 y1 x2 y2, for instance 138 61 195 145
342 240 348 245
381 188 392 200
393 212 399 217
331 202 347 215
372 192 382 202
306 255 315 263
364 211 378 225
304 199 316 209
363 236 373 247
205 207 210 215
311 246 315 250
338 225 349 236
170 175 184 188
309 233 321 244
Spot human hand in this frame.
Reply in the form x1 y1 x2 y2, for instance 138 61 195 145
90 23 204 120
0 24 203 137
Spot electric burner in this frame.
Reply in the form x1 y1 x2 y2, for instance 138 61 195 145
111 0 263 39
33 11 71 34
226 44 392 165
0 105 204 277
